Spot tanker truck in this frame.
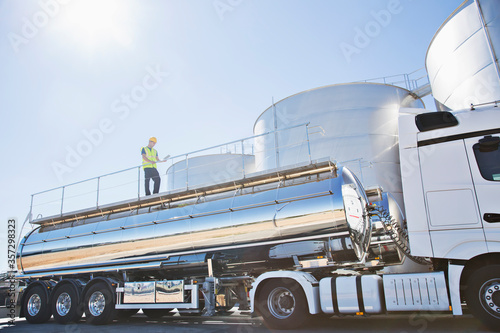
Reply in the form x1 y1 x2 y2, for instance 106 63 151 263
5 102 500 331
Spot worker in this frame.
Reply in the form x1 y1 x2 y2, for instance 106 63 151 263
142 137 162 195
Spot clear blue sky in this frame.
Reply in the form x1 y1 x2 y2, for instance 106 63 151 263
0 0 463 271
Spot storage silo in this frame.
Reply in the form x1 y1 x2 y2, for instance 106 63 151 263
166 154 255 191
426 0 500 111
253 83 425 208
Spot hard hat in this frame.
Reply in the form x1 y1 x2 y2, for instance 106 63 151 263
149 137 157 143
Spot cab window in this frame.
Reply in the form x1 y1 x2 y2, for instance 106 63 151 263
473 135 500 181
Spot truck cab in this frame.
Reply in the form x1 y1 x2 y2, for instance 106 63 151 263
399 105 500 260
398 104 500 328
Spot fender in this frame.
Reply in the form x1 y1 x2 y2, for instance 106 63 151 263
49 279 85 307
448 263 464 315
19 280 55 318
82 277 118 304
250 271 320 314
440 240 489 260
486 240 500 253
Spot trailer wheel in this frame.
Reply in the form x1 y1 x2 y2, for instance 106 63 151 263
51 284 83 324
84 282 116 325
465 265 500 331
142 308 173 318
256 280 310 330
23 285 52 324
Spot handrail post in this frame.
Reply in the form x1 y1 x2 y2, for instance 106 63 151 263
305 124 312 164
96 177 100 209
241 140 246 178
29 194 34 223
272 99 280 169
138 166 141 201
60 186 65 216
276 130 280 169
185 154 189 190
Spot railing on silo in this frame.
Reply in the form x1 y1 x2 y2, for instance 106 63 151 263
357 68 431 98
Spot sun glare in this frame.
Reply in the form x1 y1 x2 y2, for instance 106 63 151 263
56 0 133 52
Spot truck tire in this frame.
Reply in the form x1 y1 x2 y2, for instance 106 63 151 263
51 284 83 324
142 308 173 318
465 265 500 332
23 285 52 324
84 282 116 325
256 279 310 330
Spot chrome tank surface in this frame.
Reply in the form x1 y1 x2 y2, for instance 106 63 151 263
18 167 377 276
426 0 500 110
253 83 423 209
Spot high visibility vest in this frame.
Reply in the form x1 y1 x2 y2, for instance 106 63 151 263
142 146 158 169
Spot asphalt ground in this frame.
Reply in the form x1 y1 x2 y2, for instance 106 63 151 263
0 310 494 333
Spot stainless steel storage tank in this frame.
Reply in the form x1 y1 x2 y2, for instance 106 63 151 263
253 82 424 209
426 0 500 111
166 154 255 191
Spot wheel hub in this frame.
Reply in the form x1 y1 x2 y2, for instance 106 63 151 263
88 291 106 317
27 294 41 317
56 292 72 316
279 294 294 309
268 287 296 319
481 279 500 316
492 290 500 308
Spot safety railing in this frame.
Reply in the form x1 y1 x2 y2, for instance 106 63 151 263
357 68 430 94
29 123 314 223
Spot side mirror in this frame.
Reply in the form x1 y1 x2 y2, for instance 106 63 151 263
478 136 500 152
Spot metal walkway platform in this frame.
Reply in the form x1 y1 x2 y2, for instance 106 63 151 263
32 159 336 226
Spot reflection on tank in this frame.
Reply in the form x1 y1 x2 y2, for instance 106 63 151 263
19 166 403 277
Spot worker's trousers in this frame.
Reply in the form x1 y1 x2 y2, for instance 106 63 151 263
144 168 161 195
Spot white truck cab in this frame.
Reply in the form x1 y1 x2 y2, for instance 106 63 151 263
399 105 500 260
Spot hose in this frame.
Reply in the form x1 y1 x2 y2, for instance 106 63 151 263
369 205 432 265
